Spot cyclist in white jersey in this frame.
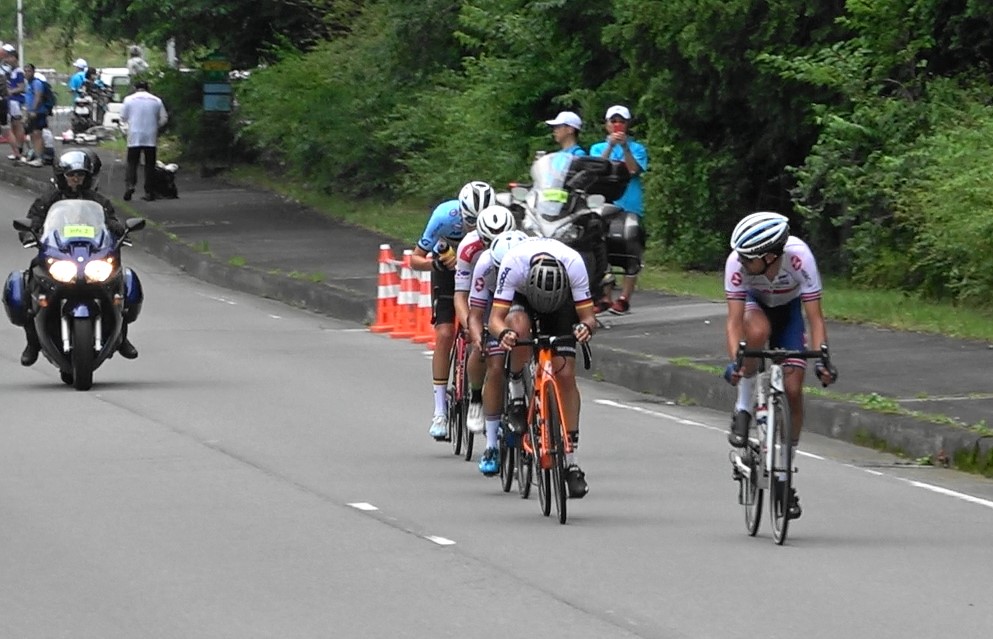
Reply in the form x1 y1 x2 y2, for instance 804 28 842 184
453 205 517 443
489 237 596 497
467 229 530 476
723 212 838 519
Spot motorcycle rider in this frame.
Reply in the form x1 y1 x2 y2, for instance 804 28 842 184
18 149 138 366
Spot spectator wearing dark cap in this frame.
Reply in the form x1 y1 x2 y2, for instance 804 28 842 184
590 104 649 315
120 79 168 201
544 111 586 156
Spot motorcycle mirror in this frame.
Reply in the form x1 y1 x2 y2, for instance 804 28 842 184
12 218 33 232
126 217 146 232
586 194 606 209
511 186 528 201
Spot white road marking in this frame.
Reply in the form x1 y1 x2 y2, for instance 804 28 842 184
425 536 457 546
596 397 993 512
196 292 237 305
347 502 379 511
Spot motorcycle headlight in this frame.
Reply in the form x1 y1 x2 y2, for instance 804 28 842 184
84 260 115 282
48 260 77 283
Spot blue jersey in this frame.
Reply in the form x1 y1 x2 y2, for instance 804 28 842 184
589 138 649 216
562 144 587 157
416 199 465 253
8 67 24 103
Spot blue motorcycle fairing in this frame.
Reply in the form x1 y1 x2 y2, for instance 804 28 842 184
123 267 143 323
3 269 28 326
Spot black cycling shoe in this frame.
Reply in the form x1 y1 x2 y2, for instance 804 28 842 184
505 399 526 434
727 410 751 447
118 337 139 359
20 342 40 367
565 464 589 499
788 487 802 520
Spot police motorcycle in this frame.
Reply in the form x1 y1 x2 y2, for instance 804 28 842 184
504 152 630 287
3 201 145 390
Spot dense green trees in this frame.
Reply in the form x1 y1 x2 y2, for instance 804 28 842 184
68 0 993 305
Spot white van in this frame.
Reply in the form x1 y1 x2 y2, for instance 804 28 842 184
98 67 131 127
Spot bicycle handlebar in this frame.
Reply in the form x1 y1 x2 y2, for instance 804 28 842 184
503 335 593 372
734 341 835 386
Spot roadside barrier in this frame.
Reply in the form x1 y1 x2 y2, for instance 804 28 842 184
369 244 399 333
412 270 435 347
390 249 418 339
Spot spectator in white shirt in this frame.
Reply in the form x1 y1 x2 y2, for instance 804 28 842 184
120 79 167 201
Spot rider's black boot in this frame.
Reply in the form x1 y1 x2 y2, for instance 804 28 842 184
118 324 138 359
21 325 40 367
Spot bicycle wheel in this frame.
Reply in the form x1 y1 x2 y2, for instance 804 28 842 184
742 444 763 536
499 431 515 493
769 394 793 545
517 443 533 499
545 387 568 525
448 342 463 455
531 390 551 516
460 339 474 461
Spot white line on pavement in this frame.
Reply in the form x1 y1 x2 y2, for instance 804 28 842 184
425 536 457 546
347 502 379 511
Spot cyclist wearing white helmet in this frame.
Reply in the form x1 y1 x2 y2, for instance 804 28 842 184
489 237 596 497
464 229 530 476
723 211 839 520
452 202 515 439
457 180 496 227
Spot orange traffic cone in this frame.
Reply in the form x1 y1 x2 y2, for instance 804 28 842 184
390 250 418 339
412 270 435 347
370 244 399 333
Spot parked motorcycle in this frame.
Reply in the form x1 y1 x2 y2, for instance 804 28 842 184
509 152 629 286
3 201 145 390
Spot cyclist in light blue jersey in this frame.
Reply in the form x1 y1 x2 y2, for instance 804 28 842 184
409 181 496 441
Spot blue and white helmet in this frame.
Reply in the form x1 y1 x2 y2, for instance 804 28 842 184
730 212 790 257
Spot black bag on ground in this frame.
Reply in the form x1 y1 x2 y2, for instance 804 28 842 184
152 162 179 199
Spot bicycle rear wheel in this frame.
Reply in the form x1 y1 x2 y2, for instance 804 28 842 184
546 389 568 525
499 428 516 492
531 392 551 516
460 344 474 461
448 342 464 455
769 394 793 545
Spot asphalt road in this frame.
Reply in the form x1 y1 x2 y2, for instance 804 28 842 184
1 181 991 638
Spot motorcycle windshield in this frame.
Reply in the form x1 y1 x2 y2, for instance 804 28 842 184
529 152 577 221
41 200 111 248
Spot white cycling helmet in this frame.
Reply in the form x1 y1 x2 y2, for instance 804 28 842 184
476 205 516 245
458 181 496 225
525 255 570 313
490 230 528 267
730 212 790 257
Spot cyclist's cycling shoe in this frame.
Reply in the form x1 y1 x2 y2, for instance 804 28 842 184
727 410 751 447
467 401 484 434
429 414 448 440
478 447 500 476
788 487 802 520
565 464 589 499
505 399 526 434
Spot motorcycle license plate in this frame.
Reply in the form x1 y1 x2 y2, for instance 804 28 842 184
62 225 96 239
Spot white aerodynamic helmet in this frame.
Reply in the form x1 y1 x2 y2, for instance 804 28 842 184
730 212 790 257
475 205 516 245
490 230 529 267
457 181 496 225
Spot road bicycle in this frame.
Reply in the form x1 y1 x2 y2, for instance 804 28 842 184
508 332 591 524
445 324 472 459
728 341 832 545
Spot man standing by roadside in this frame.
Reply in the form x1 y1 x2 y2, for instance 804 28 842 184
67 58 88 99
544 111 586 156
21 64 47 167
120 79 168 201
590 104 649 315
4 44 27 162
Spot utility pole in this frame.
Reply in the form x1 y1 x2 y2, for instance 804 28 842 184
16 0 23 61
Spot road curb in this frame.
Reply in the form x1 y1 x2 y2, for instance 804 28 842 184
2 161 986 468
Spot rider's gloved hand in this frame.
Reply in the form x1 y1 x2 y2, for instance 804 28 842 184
723 362 742 386
815 360 838 386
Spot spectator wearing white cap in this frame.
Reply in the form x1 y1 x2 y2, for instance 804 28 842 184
68 58 88 99
589 104 650 315
544 110 586 156
3 44 27 162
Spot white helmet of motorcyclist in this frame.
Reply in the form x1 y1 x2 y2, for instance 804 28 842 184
458 181 496 226
475 205 516 246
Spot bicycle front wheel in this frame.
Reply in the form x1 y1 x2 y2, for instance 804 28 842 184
546 389 568 525
769 394 793 545
742 445 763 536
499 430 515 493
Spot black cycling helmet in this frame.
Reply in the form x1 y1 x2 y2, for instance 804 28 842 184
53 149 101 191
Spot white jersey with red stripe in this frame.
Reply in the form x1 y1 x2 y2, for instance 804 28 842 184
454 230 486 293
724 236 822 307
493 237 593 310
468 249 499 309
